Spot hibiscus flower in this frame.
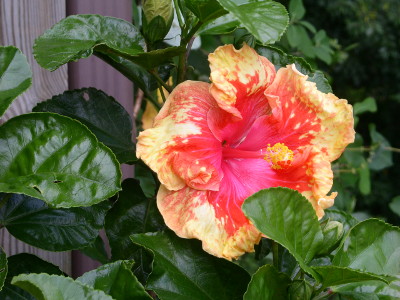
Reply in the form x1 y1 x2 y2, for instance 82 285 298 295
137 44 354 260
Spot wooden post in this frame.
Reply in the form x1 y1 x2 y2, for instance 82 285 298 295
0 0 70 274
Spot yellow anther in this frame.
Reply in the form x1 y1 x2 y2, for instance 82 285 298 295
264 143 294 170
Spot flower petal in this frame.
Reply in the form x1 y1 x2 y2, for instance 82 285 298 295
157 184 261 260
265 65 355 161
136 81 222 191
157 148 333 258
209 44 276 119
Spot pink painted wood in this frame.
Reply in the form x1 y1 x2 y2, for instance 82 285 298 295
67 0 135 277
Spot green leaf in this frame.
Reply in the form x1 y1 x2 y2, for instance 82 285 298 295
242 187 324 279
358 160 371 195
0 246 6 291
243 265 290 300
368 124 393 171
324 209 359 233
184 0 227 22
127 46 186 69
12 273 113 300
135 163 156 198
216 0 289 44
94 53 158 93
333 219 400 277
256 45 313 75
299 20 316 34
0 46 32 118
105 179 164 260
353 97 377 115
34 15 145 71
131 231 250 300
308 71 333 93
287 24 309 48
0 193 110 251
80 235 109 264
0 253 63 300
33 88 136 164
76 260 152 300
332 277 400 300
0 113 121 208
289 0 305 21
389 196 400 217
198 13 239 35
312 266 388 289
256 45 332 93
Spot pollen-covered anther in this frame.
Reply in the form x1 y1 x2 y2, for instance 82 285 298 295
264 143 294 170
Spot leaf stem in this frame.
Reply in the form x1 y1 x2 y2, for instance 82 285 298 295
173 0 185 29
159 86 167 103
272 241 279 270
347 146 400 153
148 70 172 93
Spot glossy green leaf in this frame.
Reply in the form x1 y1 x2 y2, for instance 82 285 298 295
34 15 145 71
0 46 32 118
77 260 152 300
289 0 305 21
333 219 400 276
332 277 400 300
288 280 313 300
216 0 289 44
198 13 239 35
256 45 313 74
184 0 227 22
131 231 250 300
353 97 377 115
0 253 63 300
80 235 109 264
33 88 136 164
243 265 290 300
368 124 393 171
242 188 323 279
12 274 113 300
312 266 388 289
0 246 6 291
0 113 121 208
105 179 164 260
389 196 400 217
0 193 110 251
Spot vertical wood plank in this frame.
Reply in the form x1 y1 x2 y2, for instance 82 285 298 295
0 0 71 274
66 0 134 277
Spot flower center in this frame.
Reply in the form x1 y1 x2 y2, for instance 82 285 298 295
221 142 294 169
264 143 294 169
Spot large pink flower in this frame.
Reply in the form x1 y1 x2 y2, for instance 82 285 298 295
137 44 355 259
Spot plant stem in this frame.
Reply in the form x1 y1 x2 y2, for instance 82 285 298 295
148 70 173 93
177 21 203 84
272 241 280 269
159 86 167 102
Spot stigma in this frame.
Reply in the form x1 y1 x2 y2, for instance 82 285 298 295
264 143 294 169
